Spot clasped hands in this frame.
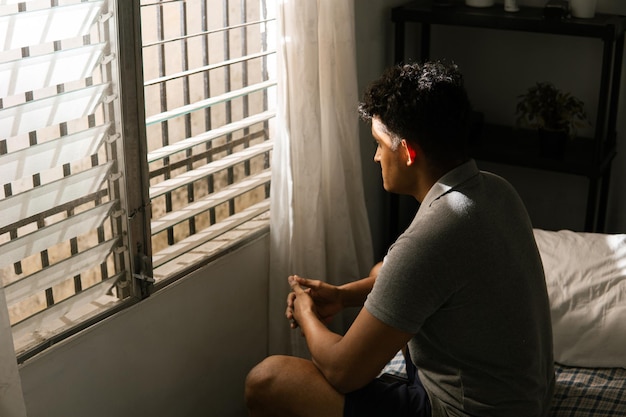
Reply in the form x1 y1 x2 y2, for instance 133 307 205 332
286 275 342 330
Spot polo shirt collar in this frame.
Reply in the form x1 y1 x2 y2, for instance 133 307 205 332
421 159 479 208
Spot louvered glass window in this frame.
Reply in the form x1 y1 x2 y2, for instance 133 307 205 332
1 0 276 360
0 0 132 359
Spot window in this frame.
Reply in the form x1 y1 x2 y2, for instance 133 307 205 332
141 0 276 281
0 0 276 361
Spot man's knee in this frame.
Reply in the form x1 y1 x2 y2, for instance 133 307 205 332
244 355 288 411
245 355 345 417
245 356 276 394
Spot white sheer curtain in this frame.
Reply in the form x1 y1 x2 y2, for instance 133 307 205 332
269 0 374 356
0 289 27 417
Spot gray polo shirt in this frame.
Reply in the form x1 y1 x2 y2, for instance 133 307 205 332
365 160 555 417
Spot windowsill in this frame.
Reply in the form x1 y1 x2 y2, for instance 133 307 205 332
152 211 270 286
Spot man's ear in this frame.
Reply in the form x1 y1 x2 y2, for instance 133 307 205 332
401 139 417 166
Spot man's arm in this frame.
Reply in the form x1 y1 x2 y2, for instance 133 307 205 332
339 261 382 307
288 275 412 394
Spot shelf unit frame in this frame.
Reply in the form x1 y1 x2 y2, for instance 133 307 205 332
391 1 626 232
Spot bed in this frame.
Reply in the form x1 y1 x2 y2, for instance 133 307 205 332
381 229 626 416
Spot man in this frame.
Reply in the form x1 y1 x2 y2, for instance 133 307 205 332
245 61 555 417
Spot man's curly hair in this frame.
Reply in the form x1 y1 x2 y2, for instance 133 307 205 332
359 61 471 162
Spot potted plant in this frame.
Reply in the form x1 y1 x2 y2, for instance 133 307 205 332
515 82 590 157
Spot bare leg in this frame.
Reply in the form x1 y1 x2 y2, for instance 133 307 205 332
245 355 344 417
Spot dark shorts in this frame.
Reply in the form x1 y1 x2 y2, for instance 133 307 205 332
344 358 431 417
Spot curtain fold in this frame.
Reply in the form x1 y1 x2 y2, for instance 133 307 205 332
269 0 373 356
0 288 27 417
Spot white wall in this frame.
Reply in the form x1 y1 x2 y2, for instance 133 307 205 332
19 234 269 417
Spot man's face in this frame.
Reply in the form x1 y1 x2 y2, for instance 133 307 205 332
371 117 412 195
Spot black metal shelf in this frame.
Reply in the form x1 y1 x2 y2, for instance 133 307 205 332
392 1 626 39
391 0 626 232
469 124 617 176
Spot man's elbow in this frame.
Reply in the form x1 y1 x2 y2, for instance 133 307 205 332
324 368 369 394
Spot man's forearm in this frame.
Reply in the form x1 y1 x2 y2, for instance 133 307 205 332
297 309 350 391
337 261 381 308
338 276 376 308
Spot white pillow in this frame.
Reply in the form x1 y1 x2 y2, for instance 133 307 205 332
533 229 626 368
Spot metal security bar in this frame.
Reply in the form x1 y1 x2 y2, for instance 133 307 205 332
140 0 276 279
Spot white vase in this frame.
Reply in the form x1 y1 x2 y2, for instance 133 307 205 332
569 0 598 18
465 0 495 7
